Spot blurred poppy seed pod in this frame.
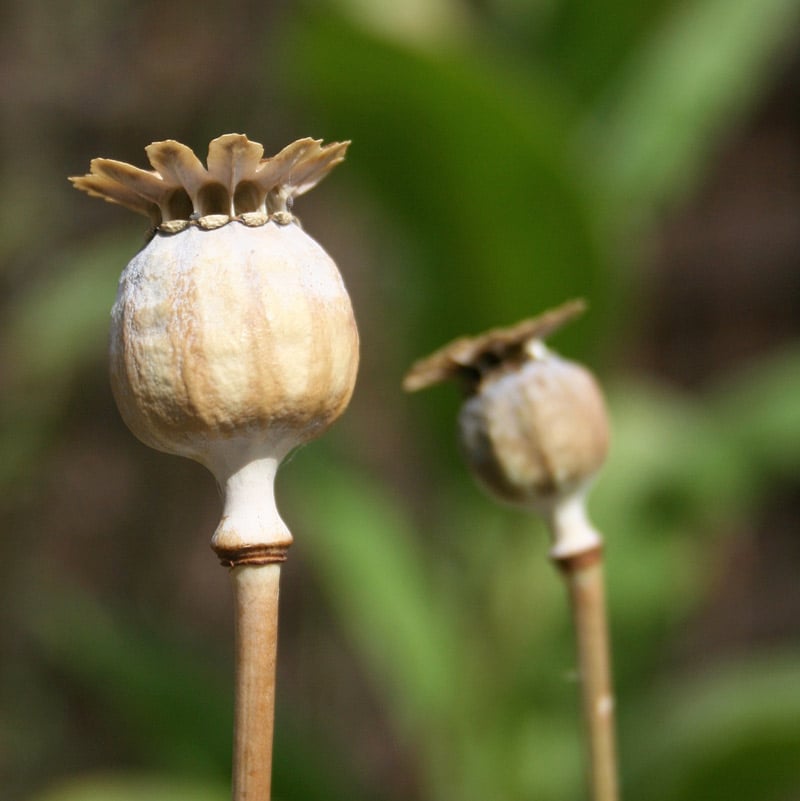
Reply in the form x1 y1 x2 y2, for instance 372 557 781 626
405 300 619 801
404 300 609 557
71 134 359 557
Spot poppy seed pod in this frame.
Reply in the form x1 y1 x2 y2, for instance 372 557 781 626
406 301 619 801
404 300 609 557
71 134 359 558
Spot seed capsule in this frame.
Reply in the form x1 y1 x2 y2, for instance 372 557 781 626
404 300 609 555
72 134 359 554
407 303 619 798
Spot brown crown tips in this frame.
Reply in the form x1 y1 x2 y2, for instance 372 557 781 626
68 172 160 221
70 134 349 225
256 139 351 213
403 298 587 393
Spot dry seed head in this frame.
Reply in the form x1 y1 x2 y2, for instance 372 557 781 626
405 301 609 555
71 134 359 554
457 347 609 506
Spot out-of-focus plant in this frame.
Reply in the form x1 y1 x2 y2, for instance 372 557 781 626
2 1 800 800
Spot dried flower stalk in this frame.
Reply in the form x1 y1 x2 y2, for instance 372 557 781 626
72 134 359 801
405 300 619 801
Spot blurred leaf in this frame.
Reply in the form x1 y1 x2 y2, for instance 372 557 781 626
600 380 751 537
3 230 136 385
509 713 584 801
28 774 226 801
711 343 800 481
0 231 136 487
284 451 469 792
28 585 370 801
624 651 800 801
284 13 614 361
273 713 380 801
29 588 233 776
540 0 675 101
285 452 465 716
591 381 751 686
0 393 59 488
329 0 473 46
592 0 800 215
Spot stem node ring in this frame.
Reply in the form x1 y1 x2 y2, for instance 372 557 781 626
212 542 291 568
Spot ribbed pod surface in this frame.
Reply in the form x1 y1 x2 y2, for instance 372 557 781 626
110 221 359 468
458 355 608 507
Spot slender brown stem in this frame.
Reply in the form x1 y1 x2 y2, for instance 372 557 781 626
556 547 619 801
229 561 283 801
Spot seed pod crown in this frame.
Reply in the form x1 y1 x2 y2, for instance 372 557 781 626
71 134 349 231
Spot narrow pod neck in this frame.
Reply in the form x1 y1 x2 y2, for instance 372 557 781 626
211 457 292 565
545 489 602 560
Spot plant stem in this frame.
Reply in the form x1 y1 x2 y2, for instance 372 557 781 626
227 558 285 801
555 546 619 801
211 459 293 801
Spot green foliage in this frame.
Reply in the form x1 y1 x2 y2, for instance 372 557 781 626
284 11 614 358
625 652 800 801
30 589 232 775
2 1 800 800
713 345 800 480
282 358 800 801
28 775 226 801
0 231 136 486
288 459 465 723
592 0 800 215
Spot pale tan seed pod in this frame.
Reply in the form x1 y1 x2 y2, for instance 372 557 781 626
108 220 357 472
461 344 607 498
405 302 619 801
72 134 359 556
72 134 359 801
404 299 609 557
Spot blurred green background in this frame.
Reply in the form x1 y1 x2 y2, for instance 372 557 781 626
2 1 800 800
